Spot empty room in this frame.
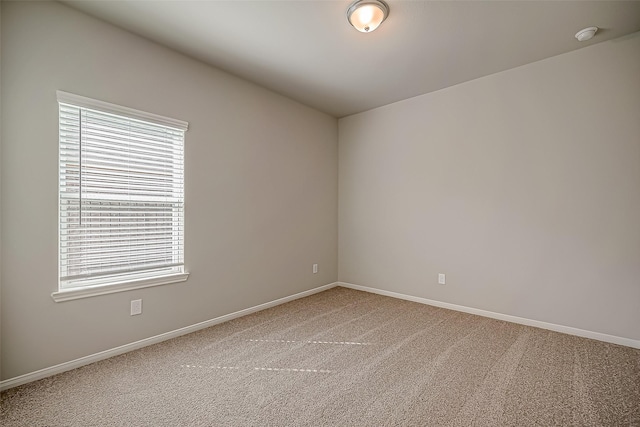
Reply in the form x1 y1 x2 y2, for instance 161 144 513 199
1 1 639 425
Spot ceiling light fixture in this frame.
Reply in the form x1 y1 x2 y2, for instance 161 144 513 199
347 0 389 33
575 27 598 42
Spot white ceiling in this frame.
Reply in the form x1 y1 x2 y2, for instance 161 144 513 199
61 1 640 118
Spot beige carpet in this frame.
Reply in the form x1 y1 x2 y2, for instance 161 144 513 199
2 287 639 426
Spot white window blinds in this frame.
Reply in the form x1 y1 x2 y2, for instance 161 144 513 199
58 91 188 291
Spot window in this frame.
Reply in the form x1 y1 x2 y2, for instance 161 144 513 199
53 91 188 302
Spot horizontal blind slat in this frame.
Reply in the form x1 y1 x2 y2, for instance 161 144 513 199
61 263 184 282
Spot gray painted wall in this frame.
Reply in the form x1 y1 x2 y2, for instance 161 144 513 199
0 1 3 380
339 33 640 341
1 1 338 380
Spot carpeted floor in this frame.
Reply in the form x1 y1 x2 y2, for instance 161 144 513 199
2 287 639 426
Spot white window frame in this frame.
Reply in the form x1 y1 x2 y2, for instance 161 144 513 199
52 91 189 302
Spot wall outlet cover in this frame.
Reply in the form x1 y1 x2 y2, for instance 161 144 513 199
130 299 142 316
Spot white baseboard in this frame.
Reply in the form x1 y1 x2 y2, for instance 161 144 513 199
4 280 637 391
0 282 339 392
337 282 640 349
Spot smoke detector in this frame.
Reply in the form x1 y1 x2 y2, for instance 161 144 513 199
575 27 598 42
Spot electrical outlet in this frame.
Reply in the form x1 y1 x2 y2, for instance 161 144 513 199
130 299 142 316
313 264 318 274
438 274 446 285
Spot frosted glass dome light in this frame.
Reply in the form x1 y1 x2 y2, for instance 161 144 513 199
347 0 389 33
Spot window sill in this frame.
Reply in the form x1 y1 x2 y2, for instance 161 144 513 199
51 272 189 302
